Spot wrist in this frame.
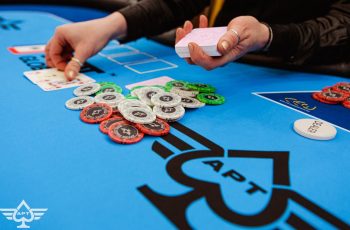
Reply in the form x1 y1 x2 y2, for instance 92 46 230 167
259 22 273 51
103 12 128 40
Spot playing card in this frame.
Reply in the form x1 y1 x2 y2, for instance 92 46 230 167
23 68 95 91
175 27 227 58
8 44 46 54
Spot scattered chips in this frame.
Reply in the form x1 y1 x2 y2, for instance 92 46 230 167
66 79 225 144
80 103 113 124
108 120 144 144
74 83 101 96
311 82 350 109
65 96 94 110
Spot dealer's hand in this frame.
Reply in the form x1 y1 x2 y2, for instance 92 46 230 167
175 15 270 70
45 12 127 80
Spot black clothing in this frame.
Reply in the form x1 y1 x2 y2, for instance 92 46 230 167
119 0 350 65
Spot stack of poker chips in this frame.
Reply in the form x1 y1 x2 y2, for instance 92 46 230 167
312 82 350 109
65 80 225 144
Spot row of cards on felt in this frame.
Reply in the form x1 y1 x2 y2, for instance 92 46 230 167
24 68 174 91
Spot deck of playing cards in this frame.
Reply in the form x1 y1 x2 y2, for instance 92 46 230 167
23 68 95 91
175 27 227 58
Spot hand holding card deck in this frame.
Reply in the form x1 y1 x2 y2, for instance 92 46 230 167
175 27 227 58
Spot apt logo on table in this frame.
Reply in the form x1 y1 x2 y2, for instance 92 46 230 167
0 16 22 31
138 122 350 229
0 200 48 228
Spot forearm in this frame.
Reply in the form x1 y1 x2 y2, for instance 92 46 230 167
118 0 210 40
268 1 350 64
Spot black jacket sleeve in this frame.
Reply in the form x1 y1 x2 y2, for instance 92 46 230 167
119 0 209 41
269 0 350 65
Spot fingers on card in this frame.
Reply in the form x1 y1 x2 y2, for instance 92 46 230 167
23 68 95 91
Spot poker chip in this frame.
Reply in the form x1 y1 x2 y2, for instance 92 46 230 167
318 90 347 103
343 97 350 109
65 96 95 110
96 84 123 95
170 87 199 97
118 99 152 115
108 120 144 144
125 94 139 100
165 80 188 90
73 83 101 96
153 105 185 122
293 118 337 141
151 92 182 107
181 97 205 108
186 83 216 93
135 118 170 136
99 82 116 87
99 115 125 134
94 92 125 107
332 82 350 96
130 86 145 97
312 92 338 104
197 93 225 105
123 107 156 124
80 103 113 124
138 87 164 106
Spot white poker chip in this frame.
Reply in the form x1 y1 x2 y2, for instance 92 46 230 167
123 107 156 124
293 118 337 141
171 87 199 98
118 99 152 117
138 87 164 106
73 83 101 96
151 92 182 107
181 97 205 108
65 96 95 110
94 92 124 107
153 105 185 122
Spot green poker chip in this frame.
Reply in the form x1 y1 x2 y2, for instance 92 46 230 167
165 80 188 91
187 83 216 93
96 84 123 95
125 94 139 100
197 93 225 105
99 82 117 87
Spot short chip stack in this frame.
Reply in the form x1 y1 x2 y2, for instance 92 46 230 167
65 79 225 144
312 82 350 109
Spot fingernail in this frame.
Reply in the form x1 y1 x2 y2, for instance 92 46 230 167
188 43 194 52
68 70 76 79
221 41 229 51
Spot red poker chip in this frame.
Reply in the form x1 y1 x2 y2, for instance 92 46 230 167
108 120 144 144
135 118 170 136
316 90 346 103
332 82 350 96
80 103 113 124
312 92 338 104
342 98 350 109
99 115 125 134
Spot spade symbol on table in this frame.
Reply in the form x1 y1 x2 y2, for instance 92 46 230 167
13 200 34 228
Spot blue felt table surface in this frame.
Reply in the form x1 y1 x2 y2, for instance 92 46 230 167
0 11 349 230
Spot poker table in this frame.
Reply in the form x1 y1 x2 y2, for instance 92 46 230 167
1 11 350 230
